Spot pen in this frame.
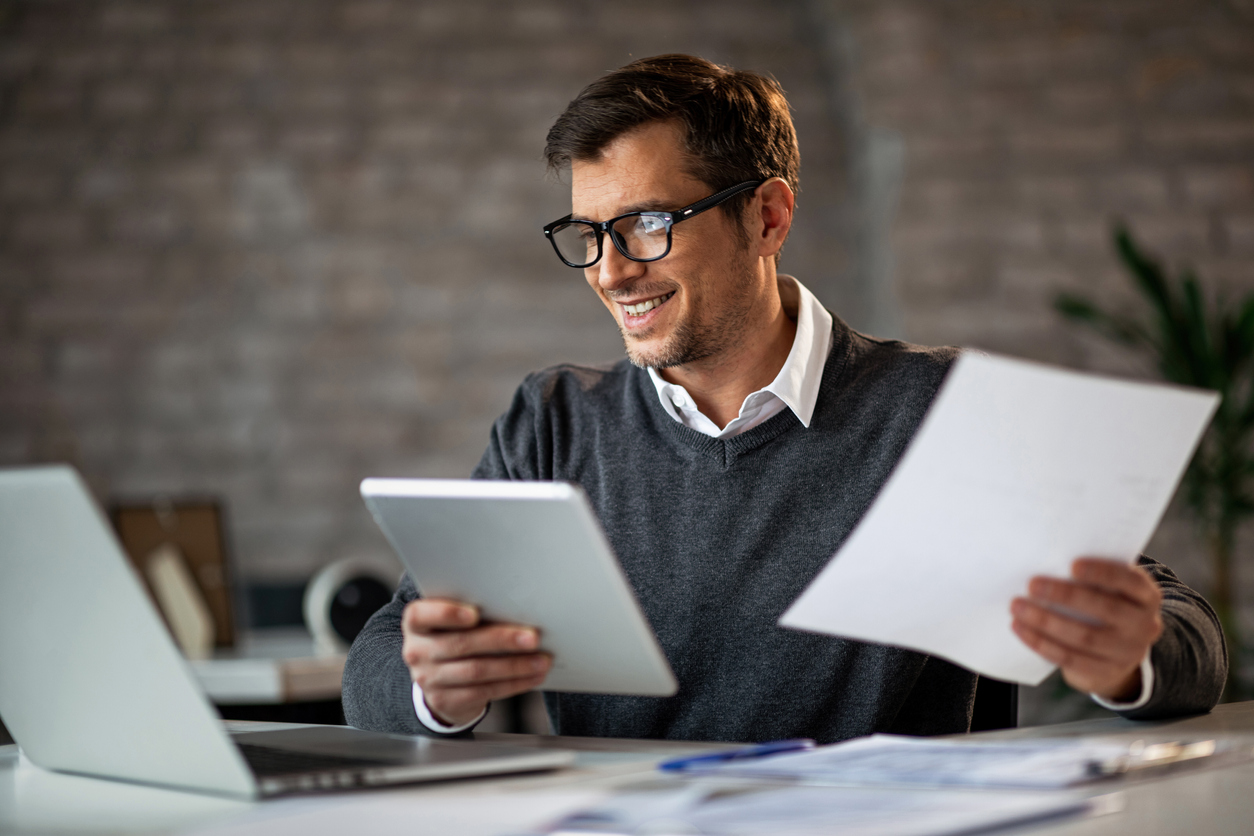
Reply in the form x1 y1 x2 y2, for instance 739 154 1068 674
658 738 817 772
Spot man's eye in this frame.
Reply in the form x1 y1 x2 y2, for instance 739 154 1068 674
638 216 667 234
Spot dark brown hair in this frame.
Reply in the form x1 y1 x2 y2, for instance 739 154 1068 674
544 54 800 225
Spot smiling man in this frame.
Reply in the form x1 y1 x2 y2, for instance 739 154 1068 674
343 55 1226 742
555 117 798 433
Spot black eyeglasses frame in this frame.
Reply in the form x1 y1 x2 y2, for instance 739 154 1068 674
542 180 765 269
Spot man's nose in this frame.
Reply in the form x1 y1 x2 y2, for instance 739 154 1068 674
594 237 646 291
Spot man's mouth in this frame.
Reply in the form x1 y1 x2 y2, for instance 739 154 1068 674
621 292 675 317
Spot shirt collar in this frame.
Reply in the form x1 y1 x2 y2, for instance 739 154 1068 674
646 275 833 431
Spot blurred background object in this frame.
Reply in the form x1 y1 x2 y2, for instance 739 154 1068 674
113 498 236 650
0 0 1250 728
187 624 347 726
302 556 395 655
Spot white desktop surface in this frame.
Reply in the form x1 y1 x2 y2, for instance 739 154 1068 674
0 725 720 836
5 704 1254 835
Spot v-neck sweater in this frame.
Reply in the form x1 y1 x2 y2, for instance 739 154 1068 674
343 318 1227 743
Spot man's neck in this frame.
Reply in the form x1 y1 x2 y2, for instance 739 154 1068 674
656 273 798 429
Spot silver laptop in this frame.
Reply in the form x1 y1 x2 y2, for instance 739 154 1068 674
0 465 574 799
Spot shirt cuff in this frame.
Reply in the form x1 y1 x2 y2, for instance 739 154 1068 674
1090 652 1155 711
411 682 486 733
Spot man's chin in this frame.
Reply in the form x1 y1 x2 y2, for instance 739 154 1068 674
619 318 708 370
622 335 700 370
625 346 667 370
622 334 673 370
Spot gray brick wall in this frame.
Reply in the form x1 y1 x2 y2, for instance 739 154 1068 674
0 0 855 583
1 0 1250 614
2 0 1252 724
825 0 1253 600
825 0 1254 364
823 0 1254 715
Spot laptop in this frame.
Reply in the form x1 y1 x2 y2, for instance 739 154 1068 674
0 465 574 798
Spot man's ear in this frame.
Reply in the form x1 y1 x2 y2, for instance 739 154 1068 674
753 178 795 259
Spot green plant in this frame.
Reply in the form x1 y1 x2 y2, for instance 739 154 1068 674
1056 224 1254 699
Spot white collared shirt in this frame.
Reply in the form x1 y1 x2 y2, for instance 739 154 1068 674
647 275 833 438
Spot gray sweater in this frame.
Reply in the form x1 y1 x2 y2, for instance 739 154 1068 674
343 320 1226 743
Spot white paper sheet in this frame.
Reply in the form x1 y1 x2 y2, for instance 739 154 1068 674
714 734 1151 788
780 352 1218 684
539 780 1102 836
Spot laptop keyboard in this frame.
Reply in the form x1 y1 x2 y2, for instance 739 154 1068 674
237 742 385 777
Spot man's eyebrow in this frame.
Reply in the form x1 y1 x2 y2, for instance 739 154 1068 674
570 201 674 222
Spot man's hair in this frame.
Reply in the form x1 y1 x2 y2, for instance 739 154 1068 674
544 54 800 230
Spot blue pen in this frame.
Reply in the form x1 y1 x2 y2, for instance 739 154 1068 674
659 738 817 772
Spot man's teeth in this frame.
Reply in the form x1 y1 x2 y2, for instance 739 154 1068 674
624 293 674 316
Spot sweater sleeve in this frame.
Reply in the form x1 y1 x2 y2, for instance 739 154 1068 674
340 572 435 734
341 380 543 734
1110 554 1227 720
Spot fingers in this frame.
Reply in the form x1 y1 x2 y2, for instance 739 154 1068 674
417 652 552 689
1025 576 1142 628
400 597 550 728
1011 557 1163 700
1010 597 1148 663
404 598 480 633
1070 558 1162 609
1011 619 1140 697
402 599 541 661
1024 559 1162 635
426 624 540 661
1012 618 1091 670
402 616 540 670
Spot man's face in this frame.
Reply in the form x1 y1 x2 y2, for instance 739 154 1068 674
570 121 760 370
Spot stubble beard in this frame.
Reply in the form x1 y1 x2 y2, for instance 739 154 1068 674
622 317 707 370
619 260 758 371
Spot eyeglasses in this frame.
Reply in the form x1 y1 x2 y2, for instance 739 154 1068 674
543 180 763 269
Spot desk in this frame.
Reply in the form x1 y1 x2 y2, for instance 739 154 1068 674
4 703 1254 835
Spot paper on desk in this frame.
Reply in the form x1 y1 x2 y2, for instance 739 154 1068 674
538 779 1102 836
780 352 1218 685
715 733 1138 789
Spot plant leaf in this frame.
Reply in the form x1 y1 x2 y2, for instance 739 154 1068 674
1114 226 1196 384
1115 226 1174 322
1054 293 1152 348
1179 272 1214 387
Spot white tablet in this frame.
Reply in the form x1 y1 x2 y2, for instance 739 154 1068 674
360 478 678 697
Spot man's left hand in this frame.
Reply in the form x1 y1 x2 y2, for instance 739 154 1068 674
1011 558 1163 702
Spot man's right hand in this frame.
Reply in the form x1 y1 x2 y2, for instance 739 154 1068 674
401 598 552 727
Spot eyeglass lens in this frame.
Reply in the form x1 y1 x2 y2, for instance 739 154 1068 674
550 213 670 267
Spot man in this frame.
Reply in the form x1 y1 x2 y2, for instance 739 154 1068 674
343 55 1225 742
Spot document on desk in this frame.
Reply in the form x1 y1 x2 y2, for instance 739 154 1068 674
539 779 1109 836
708 733 1239 789
780 352 1218 684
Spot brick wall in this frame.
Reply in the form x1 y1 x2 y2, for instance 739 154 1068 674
3 0 1251 599
827 0 1253 365
0 0 855 583
1 0 1251 720
824 0 1254 714
828 0 1254 602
